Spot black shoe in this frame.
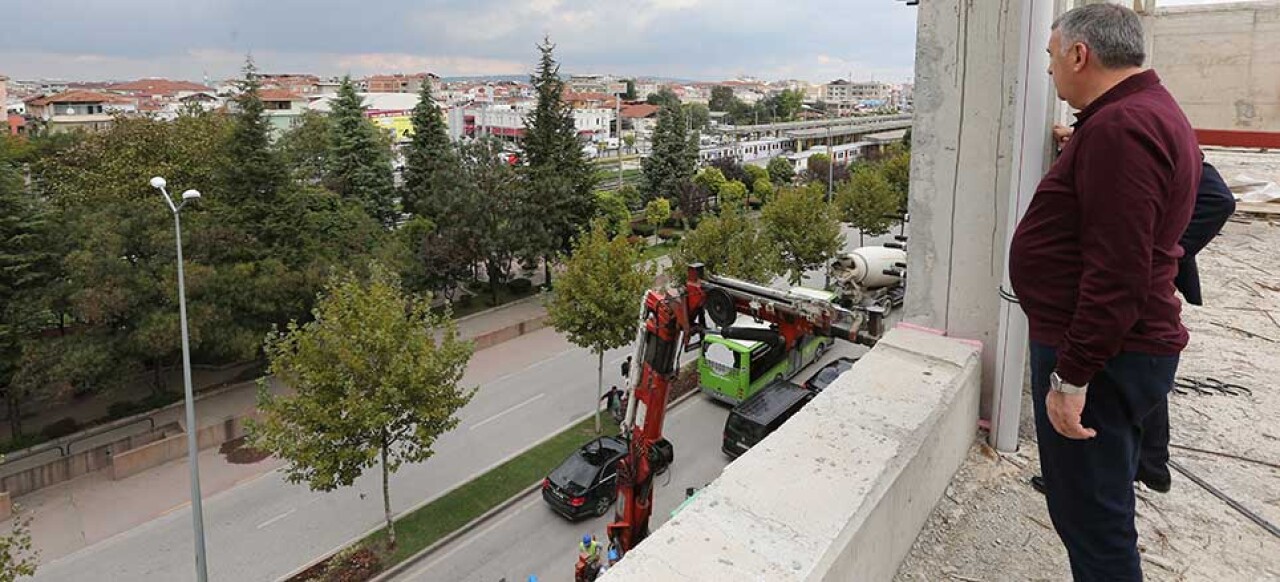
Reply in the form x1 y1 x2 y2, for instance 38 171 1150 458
1136 468 1171 493
1030 472 1170 496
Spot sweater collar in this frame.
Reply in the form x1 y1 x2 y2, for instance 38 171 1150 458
1072 69 1161 127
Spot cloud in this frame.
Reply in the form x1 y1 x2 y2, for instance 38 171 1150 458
0 0 917 83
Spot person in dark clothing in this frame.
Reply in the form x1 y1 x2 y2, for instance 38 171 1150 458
600 385 625 421
1009 5 1200 580
1028 156 1236 494
620 356 632 381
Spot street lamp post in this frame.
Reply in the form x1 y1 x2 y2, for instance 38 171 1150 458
149 176 208 582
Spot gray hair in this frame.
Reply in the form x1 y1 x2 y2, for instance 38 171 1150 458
1052 4 1145 69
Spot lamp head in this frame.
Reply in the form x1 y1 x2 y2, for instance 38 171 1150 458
149 176 166 189
181 189 201 201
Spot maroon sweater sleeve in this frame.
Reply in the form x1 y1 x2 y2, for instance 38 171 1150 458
1055 120 1167 386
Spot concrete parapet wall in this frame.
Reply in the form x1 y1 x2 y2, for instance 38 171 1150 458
602 326 982 581
0 426 174 497
110 413 258 481
0 491 10 521
469 316 549 351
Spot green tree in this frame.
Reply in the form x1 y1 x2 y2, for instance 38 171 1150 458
878 145 911 210
623 79 637 101
718 180 748 209
683 103 710 132
693 167 726 196
767 156 794 185
545 223 652 433
596 190 631 239
668 204 779 284
837 165 900 243
521 37 599 287
674 181 711 231
221 56 286 217
708 86 737 112
622 133 636 155
644 197 671 243
640 100 697 203
402 77 462 220
769 89 805 121
645 88 680 109
616 183 642 209
752 178 774 204
460 138 524 305
275 110 331 184
0 500 37 581
762 186 843 285
743 164 769 190
327 77 397 227
251 264 474 548
0 138 57 438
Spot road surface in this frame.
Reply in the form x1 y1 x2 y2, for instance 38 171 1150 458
34 328 634 582
389 343 869 582
34 223 899 582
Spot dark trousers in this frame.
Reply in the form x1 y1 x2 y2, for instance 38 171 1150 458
1139 398 1170 483
1030 341 1179 581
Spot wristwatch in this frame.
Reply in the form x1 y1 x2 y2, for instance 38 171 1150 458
1050 371 1088 395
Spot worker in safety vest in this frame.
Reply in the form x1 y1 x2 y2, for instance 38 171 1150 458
579 534 602 565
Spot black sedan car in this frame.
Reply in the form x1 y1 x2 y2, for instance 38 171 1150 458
542 435 629 520
802 356 860 393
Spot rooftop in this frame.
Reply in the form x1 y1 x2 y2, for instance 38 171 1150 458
895 149 1280 581
105 78 213 95
26 90 134 106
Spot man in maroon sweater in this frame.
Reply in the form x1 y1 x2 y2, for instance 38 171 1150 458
1009 5 1199 580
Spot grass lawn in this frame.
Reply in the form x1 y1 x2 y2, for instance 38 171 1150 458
365 415 620 569
638 240 678 262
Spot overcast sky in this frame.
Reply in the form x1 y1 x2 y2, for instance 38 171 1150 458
0 0 921 84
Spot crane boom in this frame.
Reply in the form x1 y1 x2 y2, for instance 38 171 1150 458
605 264 884 556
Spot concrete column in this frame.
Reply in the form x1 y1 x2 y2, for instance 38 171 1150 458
908 0 1069 442
905 0 1027 420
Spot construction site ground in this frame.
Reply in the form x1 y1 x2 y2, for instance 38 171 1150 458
896 149 1280 581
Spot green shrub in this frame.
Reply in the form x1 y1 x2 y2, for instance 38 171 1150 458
657 227 681 241
0 433 49 454
506 278 534 295
108 401 143 420
631 223 656 237
42 417 81 440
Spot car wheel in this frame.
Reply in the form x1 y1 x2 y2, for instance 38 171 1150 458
594 495 613 517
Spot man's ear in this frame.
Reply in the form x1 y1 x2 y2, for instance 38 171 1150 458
1072 43 1089 72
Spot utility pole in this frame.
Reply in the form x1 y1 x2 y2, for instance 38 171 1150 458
616 86 623 191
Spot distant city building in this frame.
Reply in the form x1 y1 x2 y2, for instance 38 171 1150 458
0 75 8 116
105 78 214 99
256 88 308 133
620 103 659 134
23 90 138 134
820 80 893 104
364 73 438 94
567 74 617 95
258 74 320 95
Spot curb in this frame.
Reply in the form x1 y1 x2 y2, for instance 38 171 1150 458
273 409 595 582
370 385 703 582
369 483 545 582
280 375 703 582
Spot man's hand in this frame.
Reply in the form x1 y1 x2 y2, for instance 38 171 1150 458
1046 390 1096 439
1052 124 1074 150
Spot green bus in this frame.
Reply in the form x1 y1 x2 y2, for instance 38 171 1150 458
698 288 834 404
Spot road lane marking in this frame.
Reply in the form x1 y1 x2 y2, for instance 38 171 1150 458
405 497 542 580
479 347 576 387
256 508 297 530
469 393 545 431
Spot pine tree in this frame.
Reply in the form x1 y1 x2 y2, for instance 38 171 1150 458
641 100 697 203
327 77 398 227
401 78 461 220
520 37 598 286
219 55 287 255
